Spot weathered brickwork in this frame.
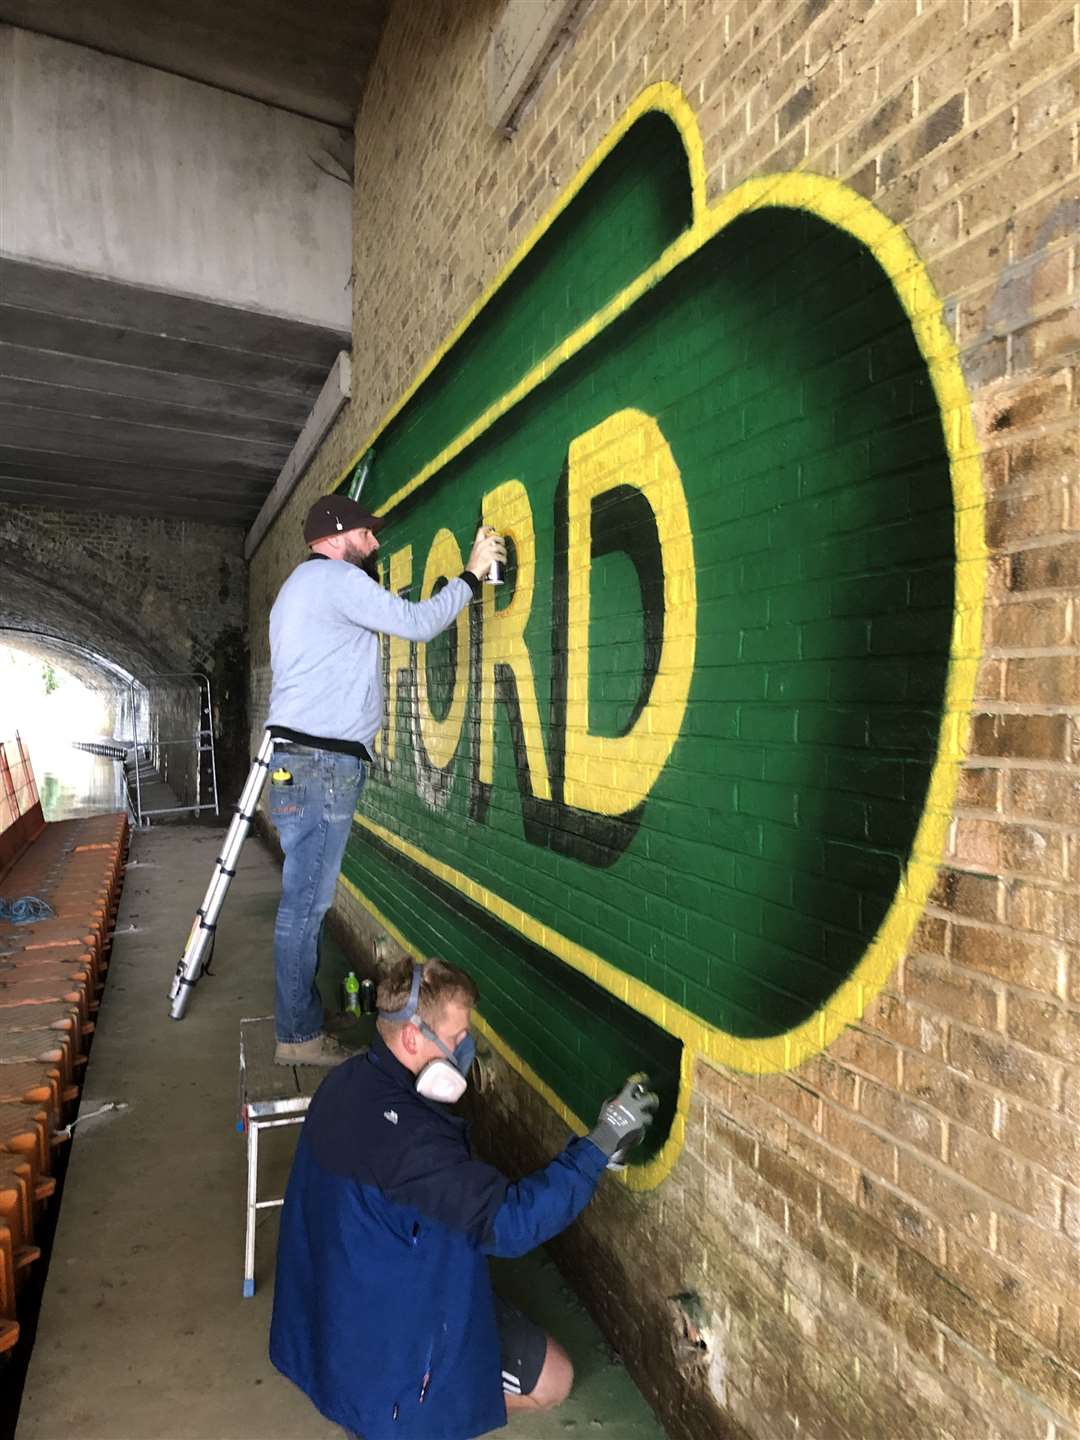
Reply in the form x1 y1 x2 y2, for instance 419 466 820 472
247 2 1079 1437
0 504 250 803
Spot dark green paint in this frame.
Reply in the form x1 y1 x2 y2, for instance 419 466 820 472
344 112 954 1126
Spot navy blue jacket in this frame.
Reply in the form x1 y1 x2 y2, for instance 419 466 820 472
269 1035 608 1440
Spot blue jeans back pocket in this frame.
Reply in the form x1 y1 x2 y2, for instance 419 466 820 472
270 778 305 822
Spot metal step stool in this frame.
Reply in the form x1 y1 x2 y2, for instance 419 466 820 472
237 1016 322 1298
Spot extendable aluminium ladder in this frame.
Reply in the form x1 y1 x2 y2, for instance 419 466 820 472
168 730 272 1020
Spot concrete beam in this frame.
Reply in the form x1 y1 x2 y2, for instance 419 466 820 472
0 27 354 330
486 0 590 133
245 352 351 559
0 26 356 526
0 0 389 127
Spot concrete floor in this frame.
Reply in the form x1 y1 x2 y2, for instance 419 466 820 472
16 822 668 1440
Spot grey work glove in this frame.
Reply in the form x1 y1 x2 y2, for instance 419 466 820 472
587 1073 659 1170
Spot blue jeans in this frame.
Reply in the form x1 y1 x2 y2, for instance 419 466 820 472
270 745 366 1044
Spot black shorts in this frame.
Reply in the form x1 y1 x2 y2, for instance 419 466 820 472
495 1296 547 1397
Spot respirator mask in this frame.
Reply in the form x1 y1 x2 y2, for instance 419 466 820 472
379 963 475 1104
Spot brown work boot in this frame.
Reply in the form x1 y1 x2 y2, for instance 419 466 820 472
274 1033 352 1068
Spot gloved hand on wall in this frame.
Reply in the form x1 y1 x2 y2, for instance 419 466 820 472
587 1073 659 1169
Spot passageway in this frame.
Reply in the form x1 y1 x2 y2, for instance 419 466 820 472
1 2 1077 1438
15 824 666 1440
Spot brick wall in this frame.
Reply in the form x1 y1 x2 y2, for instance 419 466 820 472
247 2 1079 1437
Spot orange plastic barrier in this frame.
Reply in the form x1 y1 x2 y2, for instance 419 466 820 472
0 1222 20 1352
0 737 44 880
0 780 128 1334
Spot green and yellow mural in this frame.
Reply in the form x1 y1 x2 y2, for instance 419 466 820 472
335 86 985 1188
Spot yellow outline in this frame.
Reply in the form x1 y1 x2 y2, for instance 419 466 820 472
338 83 987 1186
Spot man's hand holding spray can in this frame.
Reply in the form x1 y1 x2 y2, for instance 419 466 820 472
464 524 506 586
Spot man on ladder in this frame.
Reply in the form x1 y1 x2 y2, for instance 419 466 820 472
266 494 505 1067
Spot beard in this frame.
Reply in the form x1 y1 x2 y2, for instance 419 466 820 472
342 539 379 579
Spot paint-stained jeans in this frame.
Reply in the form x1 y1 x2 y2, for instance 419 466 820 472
270 745 366 1044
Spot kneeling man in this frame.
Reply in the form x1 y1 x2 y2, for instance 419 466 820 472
270 955 657 1440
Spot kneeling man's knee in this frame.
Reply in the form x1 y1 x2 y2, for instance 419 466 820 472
531 1337 573 1409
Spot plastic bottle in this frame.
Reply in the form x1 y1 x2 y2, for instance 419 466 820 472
344 971 361 1016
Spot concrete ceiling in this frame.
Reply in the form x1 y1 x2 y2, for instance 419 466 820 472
0 0 391 126
0 19 369 528
0 257 347 527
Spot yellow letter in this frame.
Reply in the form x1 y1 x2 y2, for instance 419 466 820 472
385 546 413 765
564 409 695 815
479 480 552 801
417 529 468 771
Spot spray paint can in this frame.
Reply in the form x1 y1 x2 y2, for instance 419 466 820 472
480 514 504 585
360 978 376 1014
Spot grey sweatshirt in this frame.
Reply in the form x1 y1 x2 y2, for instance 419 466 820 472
267 556 477 750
